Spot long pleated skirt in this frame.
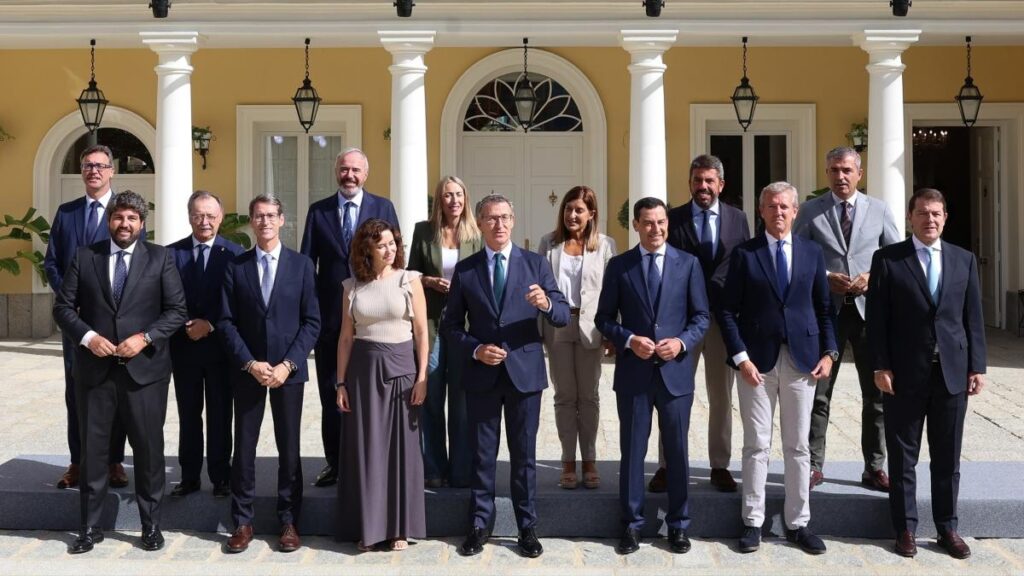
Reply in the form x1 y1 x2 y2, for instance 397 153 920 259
337 338 426 546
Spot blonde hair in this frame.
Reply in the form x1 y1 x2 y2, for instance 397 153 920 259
429 176 480 245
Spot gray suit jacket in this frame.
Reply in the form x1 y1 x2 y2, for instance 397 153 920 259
794 190 900 318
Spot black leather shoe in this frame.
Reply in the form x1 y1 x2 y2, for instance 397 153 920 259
212 480 231 498
170 480 201 497
667 528 691 554
459 527 489 557
937 530 971 559
314 464 337 487
785 526 826 555
517 528 543 558
895 529 917 557
616 527 641 555
141 526 164 551
738 526 760 553
69 528 104 555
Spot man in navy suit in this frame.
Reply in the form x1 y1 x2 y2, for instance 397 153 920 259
44 144 128 490
219 194 320 554
867 188 986 560
167 191 244 498
441 194 569 559
301 148 399 487
719 181 837 555
658 154 750 493
596 197 710 555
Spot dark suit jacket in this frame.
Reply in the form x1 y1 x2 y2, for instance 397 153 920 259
168 235 245 367
217 245 321 384
406 220 482 345
300 190 399 338
440 244 570 394
52 241 188 387
45 196 112 294
866 238 987 394
668 201 750 311
718 234 837 374
595 245 710 396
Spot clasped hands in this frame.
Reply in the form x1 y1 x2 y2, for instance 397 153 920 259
829 272 869 296
628 336 682 362
248 361 291 388
86 333 146 360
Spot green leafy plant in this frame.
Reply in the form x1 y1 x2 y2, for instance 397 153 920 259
617 198 673 230
0 125 13 142
0 208 51 285
219 213 252 248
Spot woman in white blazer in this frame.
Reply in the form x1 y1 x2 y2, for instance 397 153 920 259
537 186 616 489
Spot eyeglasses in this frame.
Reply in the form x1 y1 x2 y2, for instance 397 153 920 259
483 214 513 227
82 162 113 172
189 213 219 223
252 213 280 223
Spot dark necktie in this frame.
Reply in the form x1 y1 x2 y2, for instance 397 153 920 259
775 240 789 298
493 253 506 310
840 201 853 247
699 209 715 262
112 250 128 305
85 200 100 243
342 201 355 250
195 244 207 277
646 252 661 308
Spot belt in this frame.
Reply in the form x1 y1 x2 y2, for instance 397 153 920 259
569 307 581 316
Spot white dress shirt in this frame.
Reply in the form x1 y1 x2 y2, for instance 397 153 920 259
337 188 364 229
691 199 720 249
192 236 215 270
256 241 283 294
84 189 113 230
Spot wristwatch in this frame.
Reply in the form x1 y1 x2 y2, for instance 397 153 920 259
142 332 153 346
823 350 839 362
335 381 346 391
283 359 298 374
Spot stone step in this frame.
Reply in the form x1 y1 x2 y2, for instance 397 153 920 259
2 455 1020 539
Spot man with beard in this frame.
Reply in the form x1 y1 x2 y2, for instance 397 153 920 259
301 148 399 487
54 190 187 554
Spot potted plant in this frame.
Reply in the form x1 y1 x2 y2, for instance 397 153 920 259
846 121 868 152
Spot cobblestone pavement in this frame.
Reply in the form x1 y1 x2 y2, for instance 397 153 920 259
1 329 1022 574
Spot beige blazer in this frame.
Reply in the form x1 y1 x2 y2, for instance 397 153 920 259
537 232 617 349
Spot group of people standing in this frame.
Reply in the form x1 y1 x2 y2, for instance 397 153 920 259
46 143 986 562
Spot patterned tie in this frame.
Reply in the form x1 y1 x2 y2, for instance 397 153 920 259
112 250 128 306
261 253 274 306
775 239 789 298
646 252 661 308
85 200 100 243
840 201 853 247
699 209 715 262
925 247 939 303
492 253 506 310
342 201 355 250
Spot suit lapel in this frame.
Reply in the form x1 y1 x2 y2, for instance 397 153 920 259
431 235 443 275
754 237 783 302
680 202 700 248
72 199 88 246
119 242 149 307
823 196 847 253
473 251 498 315
245 250 268 313
849 193 870 247
625 248 655 320
900 240 934 307
92 245 116 309
788 238 811 304
655 248 679 319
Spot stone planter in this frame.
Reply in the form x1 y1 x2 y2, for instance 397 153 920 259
0 293 56 339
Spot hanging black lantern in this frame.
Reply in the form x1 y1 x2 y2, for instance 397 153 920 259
292 38 322 133
513 38 541 131
394 0 414 17
76 39 108 134
644 0 665 17
955 36 984 128
730 37 759 132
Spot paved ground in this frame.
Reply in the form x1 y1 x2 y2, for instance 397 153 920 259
1 328 1022 574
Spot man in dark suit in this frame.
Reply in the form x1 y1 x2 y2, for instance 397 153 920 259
44 144 129 490
167 191 244 498
719 181 837 555
657 153 750 493
441 194 569 559
596 197 710 555
867 188 986 560
300 148 399 487
795 147 901 492
53 190 187 554
219 194 320 554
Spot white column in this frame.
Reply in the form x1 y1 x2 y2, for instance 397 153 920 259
857 30 920 238
621 30 677 245
380 31 435 238
141 31 200 244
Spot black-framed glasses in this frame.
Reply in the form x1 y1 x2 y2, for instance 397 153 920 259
82 162 113 172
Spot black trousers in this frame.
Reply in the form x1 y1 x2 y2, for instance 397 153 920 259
314 334 341 469
171 359 233 485
77 366 168 529
63 334 126 466
884 361 968 535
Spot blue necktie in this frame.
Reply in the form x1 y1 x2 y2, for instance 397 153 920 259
925 247 939 303
112 250 128 305
775 240 789 298
646 252 661 308
699 209 715 262
261 254 274 306
85 200 100 243
493 253 506 310
342 201 355 250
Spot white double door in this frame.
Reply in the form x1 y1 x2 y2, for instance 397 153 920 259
460 132 583 252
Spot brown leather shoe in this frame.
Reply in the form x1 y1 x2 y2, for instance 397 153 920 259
648 467 667 493
809 469 824 490
862 469 891 492
937 530 971 559
108 463 129 488
710 468 738 492
225 525 253 553
278 523 301 553
57 464 79 489
894 529 917 557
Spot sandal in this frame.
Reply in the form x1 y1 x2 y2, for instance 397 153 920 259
390 538 408 551
558 461 578 489
582 461 600 489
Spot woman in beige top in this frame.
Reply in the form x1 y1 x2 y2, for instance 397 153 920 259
537 186 616 489
335 219 429 551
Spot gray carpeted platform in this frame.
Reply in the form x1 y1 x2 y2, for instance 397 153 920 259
1 455 1020 539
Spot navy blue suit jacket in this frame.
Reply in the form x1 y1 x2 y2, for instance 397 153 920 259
440 244 570 394
595 245 710 396
718 234 837 374
667 201 751 312
217 245 321 385
45 196 111 294
300 190 399 338
866 238 987 395
168 235 245 367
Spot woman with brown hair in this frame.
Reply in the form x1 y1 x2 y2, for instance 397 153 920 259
335 218 428 551
537 186 616 489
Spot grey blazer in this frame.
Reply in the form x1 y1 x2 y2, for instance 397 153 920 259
537 232 617 349
793 190 900 318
